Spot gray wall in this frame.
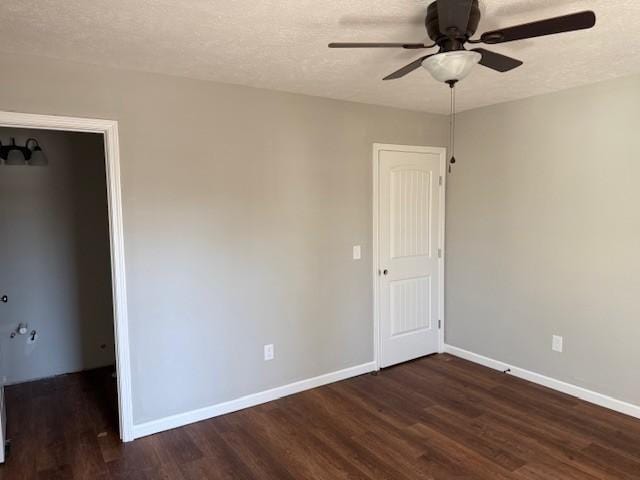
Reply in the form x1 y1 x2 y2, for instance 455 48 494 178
0 52 448 424
447 74 640 406
0 128 115 384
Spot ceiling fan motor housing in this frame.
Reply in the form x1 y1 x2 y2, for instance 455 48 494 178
328 3 596 82
426 0 481 47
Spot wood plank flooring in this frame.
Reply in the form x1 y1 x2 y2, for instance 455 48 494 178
2 354 640 479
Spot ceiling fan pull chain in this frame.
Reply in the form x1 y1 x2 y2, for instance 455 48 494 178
449 83 457 173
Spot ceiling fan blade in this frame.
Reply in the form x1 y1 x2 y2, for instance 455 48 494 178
437 0 473 36
472 48 523 72
329 42 433 49
383 55 433 80
480 11 596 44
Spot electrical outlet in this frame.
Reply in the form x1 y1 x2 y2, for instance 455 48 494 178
264 344 274 361
552 335 563 353
353 245 361 260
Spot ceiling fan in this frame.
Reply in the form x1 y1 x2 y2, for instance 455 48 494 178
329 0 596 86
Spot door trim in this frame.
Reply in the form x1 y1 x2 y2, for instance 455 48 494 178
372 143 447 371
0 111 134 442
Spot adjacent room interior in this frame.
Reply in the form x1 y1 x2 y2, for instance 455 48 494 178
0 127 119 467
0 0 639 479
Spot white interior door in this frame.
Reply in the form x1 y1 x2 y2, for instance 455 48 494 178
0 382 4 463
376 144 444 368
0 163 8 463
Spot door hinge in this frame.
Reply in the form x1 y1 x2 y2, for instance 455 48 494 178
438 248 442 258
439 175 443 186
438 320 442 329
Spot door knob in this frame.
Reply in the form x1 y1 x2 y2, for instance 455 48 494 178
383 269 389 276
1 295 7 303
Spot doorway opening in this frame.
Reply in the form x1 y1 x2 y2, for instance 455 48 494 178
0 113 133 466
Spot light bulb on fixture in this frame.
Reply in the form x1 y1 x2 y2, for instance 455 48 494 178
421 50 481 84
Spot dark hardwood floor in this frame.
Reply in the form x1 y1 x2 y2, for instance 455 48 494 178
2 354 640 479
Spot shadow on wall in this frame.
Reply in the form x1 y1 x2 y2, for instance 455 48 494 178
70 132 115 370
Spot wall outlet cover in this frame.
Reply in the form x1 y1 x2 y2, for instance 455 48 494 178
264 344 274 361
552 335 563 353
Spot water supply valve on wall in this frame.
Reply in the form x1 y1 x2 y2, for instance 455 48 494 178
10 323 29 339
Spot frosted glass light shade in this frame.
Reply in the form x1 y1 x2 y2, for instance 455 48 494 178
5 148 26 165
28 146 48 166
422 50 481 83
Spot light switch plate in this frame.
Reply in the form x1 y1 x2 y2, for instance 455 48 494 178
353 245 361 260
552 335 563 353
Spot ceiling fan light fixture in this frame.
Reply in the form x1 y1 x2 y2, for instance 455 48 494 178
421 50 481 83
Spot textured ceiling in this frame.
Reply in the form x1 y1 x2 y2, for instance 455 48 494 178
1 0 639 113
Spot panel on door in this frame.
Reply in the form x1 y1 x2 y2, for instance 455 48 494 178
378 146 442 368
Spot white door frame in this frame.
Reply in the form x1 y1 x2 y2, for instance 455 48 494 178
372 143 447 371
0 111 134 441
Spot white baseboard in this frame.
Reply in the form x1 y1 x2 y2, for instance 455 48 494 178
444 344 640 420
132 361 376 439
